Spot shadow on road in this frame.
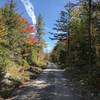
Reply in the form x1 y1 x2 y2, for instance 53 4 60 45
11 63 87 100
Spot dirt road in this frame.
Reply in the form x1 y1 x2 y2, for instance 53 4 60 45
11 63 86 100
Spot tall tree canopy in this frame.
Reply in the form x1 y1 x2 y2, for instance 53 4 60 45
50 0 100 98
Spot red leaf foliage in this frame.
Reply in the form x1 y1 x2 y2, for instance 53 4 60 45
21 24 36 33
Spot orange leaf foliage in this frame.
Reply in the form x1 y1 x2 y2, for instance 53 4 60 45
17 15 28 27
16 15 38 45
28 34 38 45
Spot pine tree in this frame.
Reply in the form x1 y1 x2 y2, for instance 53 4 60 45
35 15 46 65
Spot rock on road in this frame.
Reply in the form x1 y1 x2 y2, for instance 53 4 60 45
11 63 86 100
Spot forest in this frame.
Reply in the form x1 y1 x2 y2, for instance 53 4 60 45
0 0 47 98
0 0 100 99
50 0 100 99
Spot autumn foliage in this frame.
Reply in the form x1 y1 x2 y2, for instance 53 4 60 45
21 24 36 33
18 17 38 45
17 15 28 28
28 34 38 45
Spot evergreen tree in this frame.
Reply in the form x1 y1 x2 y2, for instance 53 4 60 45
50 0 99 97
35 15 46 65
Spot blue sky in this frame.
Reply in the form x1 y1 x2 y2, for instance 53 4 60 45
0 0 72 52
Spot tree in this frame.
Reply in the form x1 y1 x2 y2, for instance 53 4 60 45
34 15 46 65
50 0 99 98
